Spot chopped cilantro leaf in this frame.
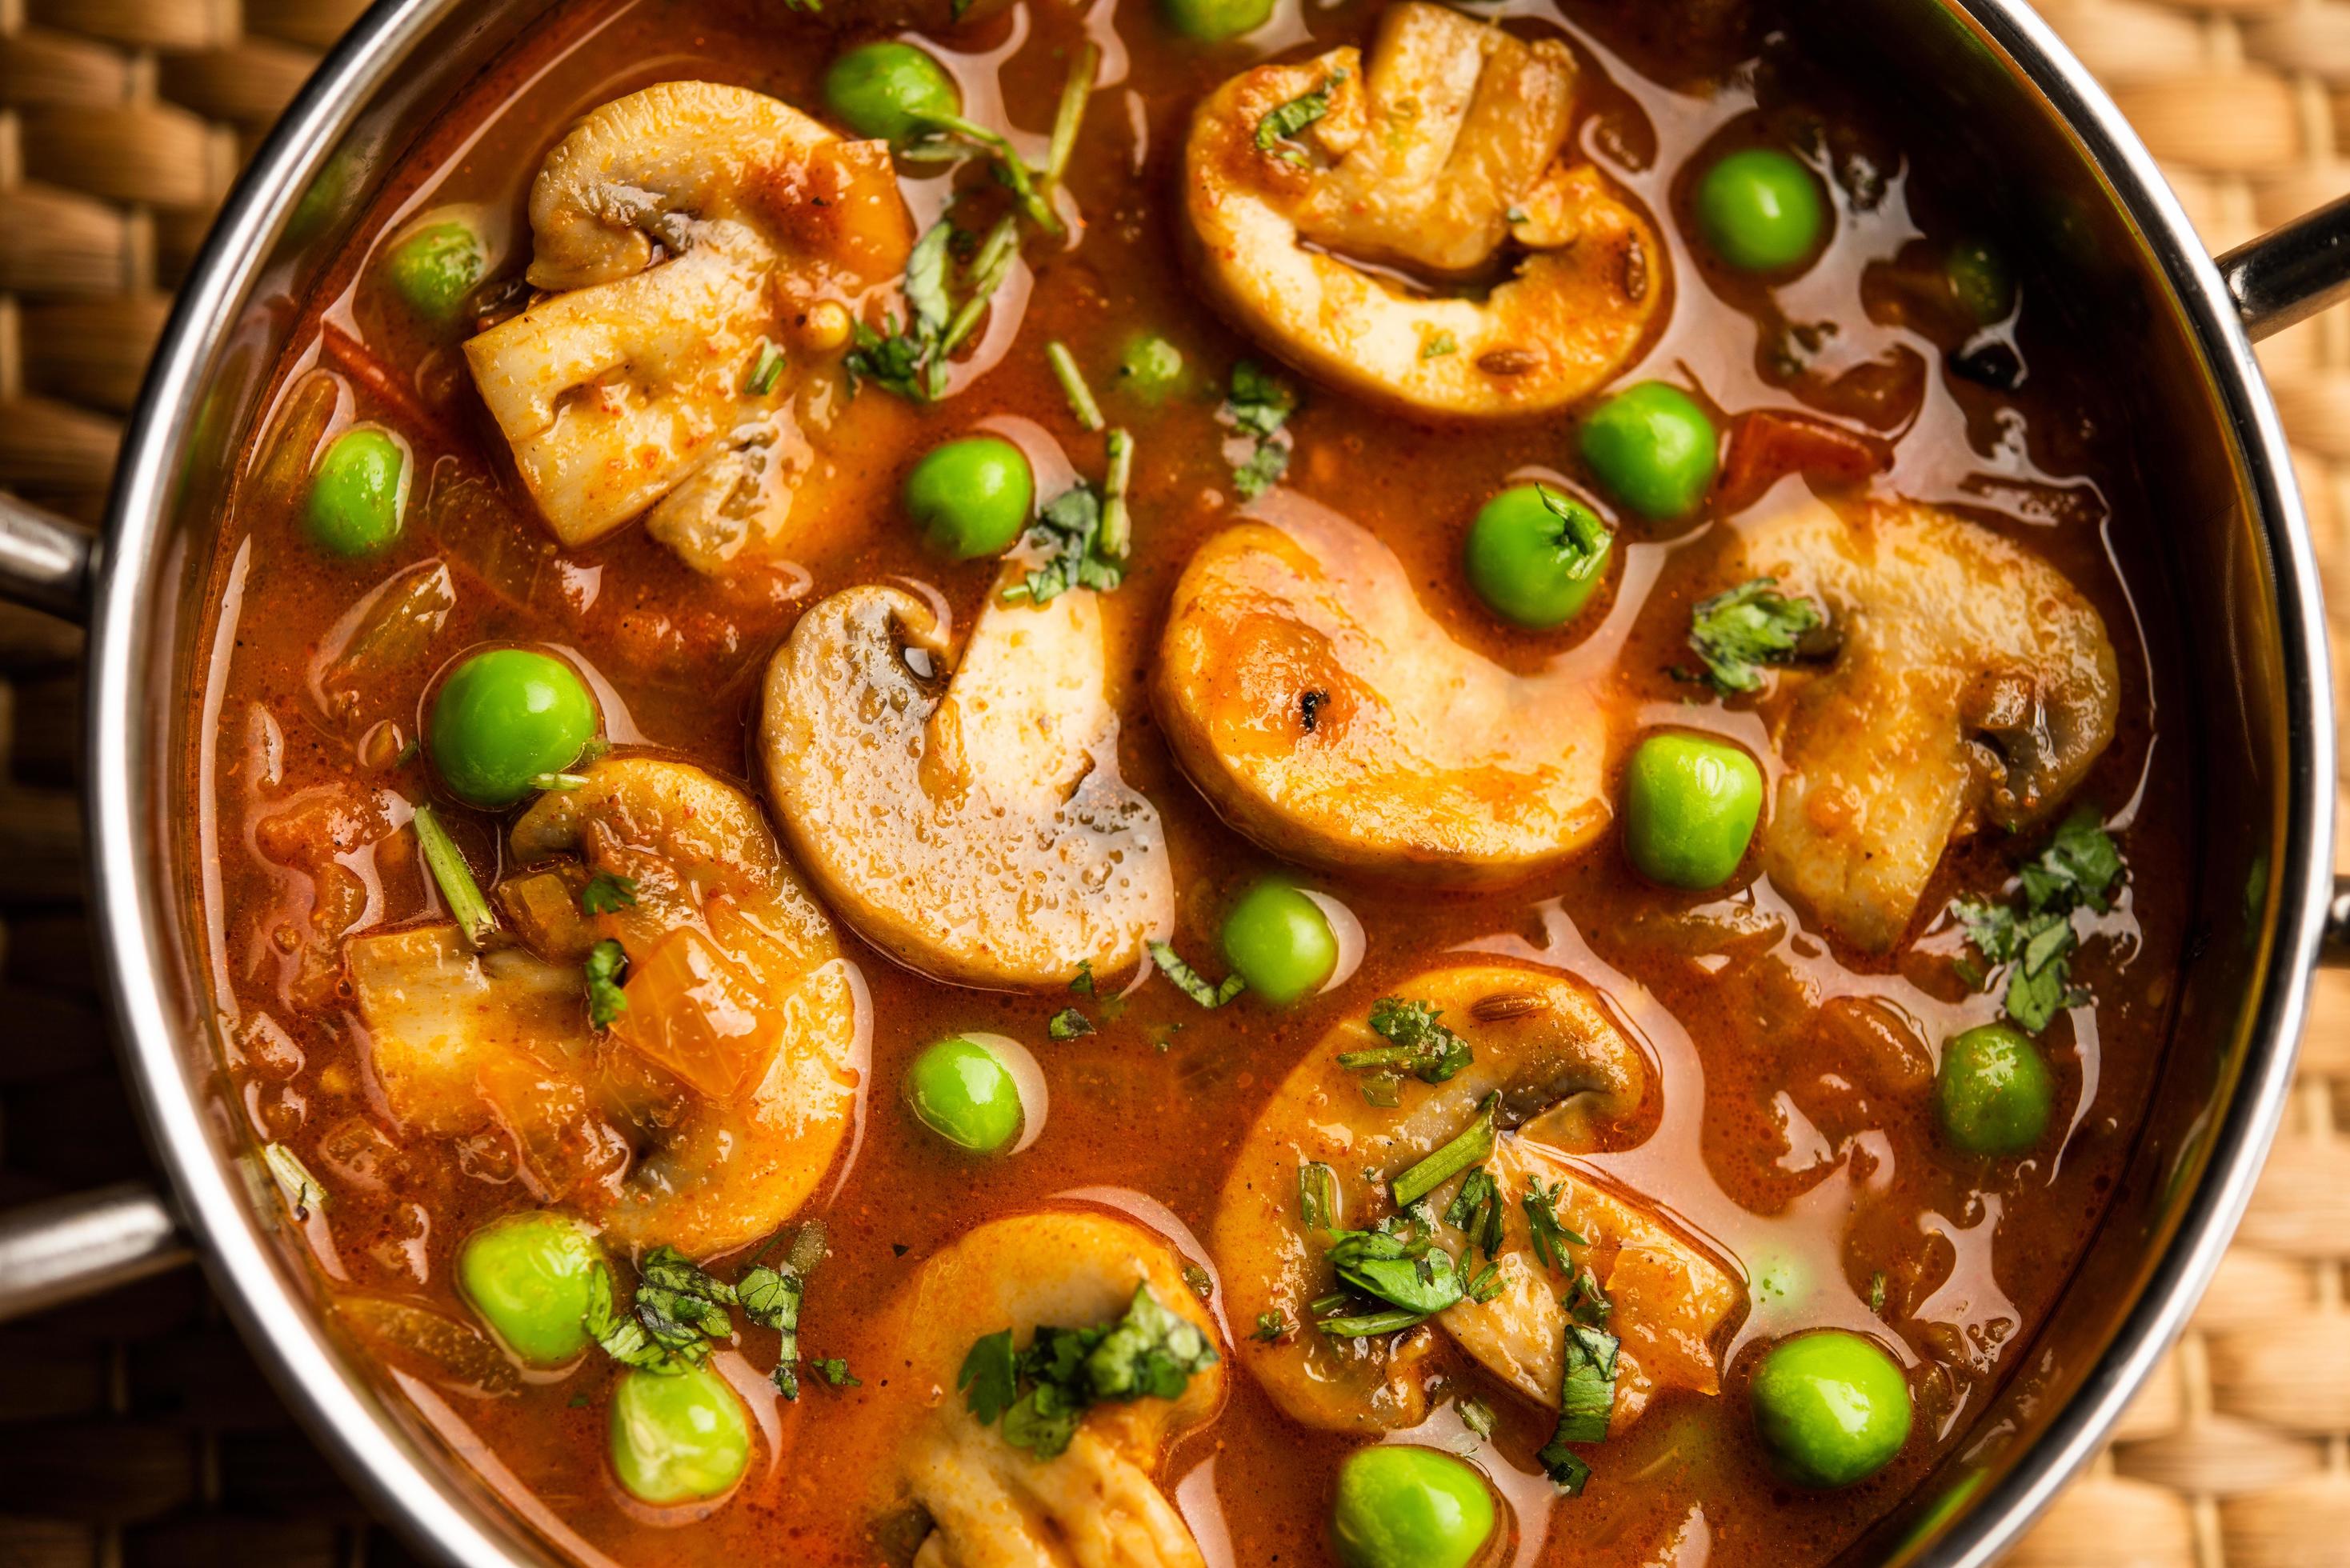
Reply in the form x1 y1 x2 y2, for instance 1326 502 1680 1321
1686 576 1825 694
1338 997 1473 1083
579 870 638 915
2020 810 2124 914
1442 1168 1503 1261
962 1286 1219 1460
1948 808 2123 1032
1222 361 1298 498
1255 72 1342 164
1522 1176 1586 1275
1148 940 1245 1008
584 938 629 1029
959 1329 1018 1424
1003 479 1124 607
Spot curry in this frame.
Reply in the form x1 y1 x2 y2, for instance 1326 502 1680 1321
188 0 2184 1562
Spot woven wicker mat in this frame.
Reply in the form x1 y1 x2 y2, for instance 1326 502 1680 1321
0 1 2347 1564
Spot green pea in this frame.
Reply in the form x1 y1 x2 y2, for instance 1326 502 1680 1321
427 648 599 809
306 427 409 558
1947 238 2016 325
1696 147 1828 274
1463 484 1613 629
457 1211 599 1364
1220 879 1339 1006
1750 1330 1912 1488
1158 0 1274 41
1116 334 1191 403
907 1036 1023 1153
384 219 485 324
1330 1446 1495 1568
1623 733 1763 890
1579 382 1718 520
905 435 1034 559
608 1365 751 1505
1935 1024 2054 1155
824 42 959 144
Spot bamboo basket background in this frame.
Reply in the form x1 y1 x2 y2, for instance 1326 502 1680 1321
0 0 2345 1563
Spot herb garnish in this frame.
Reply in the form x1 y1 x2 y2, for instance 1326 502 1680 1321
1391 1094 1499 1208
580 870 638 915
747 338 786 397
1255 72 1343 164
1046 341 1104 431
1003 438 1132 607
1442 1168 1504 1261
1338 998 1473 1084
1222 361 1297 498
1685 576 1826 694
958 1284 1219 1459
584 938 630 1029
1299 1162 1338 1232
412 802 498 948
1949 808 2124 1032
847 216 1019 402
262 1142 325 1220
1521 1176 1585 1274
1148 939 1245 1008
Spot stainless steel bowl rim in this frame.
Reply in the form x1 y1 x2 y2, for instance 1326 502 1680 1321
77 2 2343 1563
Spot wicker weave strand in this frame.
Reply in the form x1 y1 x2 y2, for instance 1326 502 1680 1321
0 2 2345 1564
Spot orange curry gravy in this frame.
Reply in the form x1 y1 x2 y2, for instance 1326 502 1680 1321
190 0 2187 1562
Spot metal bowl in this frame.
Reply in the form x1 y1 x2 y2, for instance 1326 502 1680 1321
0 1 2341 1562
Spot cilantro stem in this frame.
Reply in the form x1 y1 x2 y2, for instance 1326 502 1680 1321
1099 428 1134 558
924 113 1060 234
939 215 1022 361
1047 342 1104 431
412 802 498 949
1043 43 1099 192
1318 1307 1428 1338
1392 1093 1499 1207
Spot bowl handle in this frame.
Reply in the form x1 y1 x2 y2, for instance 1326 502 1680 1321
2219 192 2350 342
0 495 194 1322
0 1183 190 1322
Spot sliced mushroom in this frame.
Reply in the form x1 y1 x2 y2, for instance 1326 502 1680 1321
346 758 862 1254
464 81 918 574
1183 2 1661 417
1213 962 1738 1435
1726 495 2120 950
761 574 1173 990
848 1211 1224 1568
1155 503 1607 886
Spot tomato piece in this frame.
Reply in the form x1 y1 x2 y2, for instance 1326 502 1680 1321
1718 410 1891 513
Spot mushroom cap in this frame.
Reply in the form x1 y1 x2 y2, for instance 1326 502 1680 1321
1154 501 1609 886
1734 495 2121 950
760 576 1174 990
1182 3 1661 418
463 81 916 572
843 1210 1224 1567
